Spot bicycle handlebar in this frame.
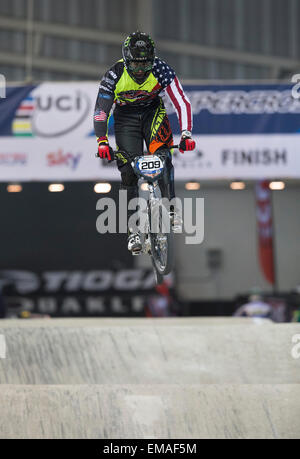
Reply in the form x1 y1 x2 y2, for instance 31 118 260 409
95 145 179 159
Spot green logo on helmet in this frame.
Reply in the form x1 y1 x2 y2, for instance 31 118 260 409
124 36 130 47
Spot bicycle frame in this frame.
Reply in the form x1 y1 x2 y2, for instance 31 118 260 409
96 147 177 277
139 180 161 256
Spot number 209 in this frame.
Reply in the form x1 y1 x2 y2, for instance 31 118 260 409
141 160 161 170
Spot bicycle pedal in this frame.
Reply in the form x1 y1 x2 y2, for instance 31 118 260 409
172 224 182 233
170 212 183 233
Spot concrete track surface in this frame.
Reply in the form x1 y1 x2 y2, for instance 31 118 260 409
0 317 299 439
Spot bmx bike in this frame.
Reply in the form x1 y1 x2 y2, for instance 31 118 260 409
96 147 179 284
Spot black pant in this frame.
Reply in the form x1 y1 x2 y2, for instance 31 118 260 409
113 99 175 216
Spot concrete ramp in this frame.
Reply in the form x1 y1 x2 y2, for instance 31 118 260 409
0 318 299 438
0 317 272 328
0 384 299 439
0 319 298 384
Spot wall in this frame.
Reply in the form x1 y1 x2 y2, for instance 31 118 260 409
273 186 300 291
0 0 299 81
171 182 300 300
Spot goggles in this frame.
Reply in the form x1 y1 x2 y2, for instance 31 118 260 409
128 60 153 73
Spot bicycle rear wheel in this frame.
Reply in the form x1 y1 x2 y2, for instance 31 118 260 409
149 200 174 275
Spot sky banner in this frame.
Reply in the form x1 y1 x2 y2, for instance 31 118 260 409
0 82 299 181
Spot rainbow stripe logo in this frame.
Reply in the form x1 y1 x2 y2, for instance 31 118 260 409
12 96 35 137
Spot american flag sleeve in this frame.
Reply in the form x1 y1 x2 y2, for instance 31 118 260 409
94 92 114 140
165 76 193 133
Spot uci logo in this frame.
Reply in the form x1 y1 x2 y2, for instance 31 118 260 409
30 86 90 137
36 94 82 111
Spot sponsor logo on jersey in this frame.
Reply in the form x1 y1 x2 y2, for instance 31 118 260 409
103 77 115 86
109 70 118 80
118 88 160 102
99 84 112 93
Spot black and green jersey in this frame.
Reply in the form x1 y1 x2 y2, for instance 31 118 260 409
94 57 192 140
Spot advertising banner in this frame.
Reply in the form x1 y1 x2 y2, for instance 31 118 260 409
0 268 159 317
0 82 299 180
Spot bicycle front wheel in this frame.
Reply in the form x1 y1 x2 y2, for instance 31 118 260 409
149 200 174 275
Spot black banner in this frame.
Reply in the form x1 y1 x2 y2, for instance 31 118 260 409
0 182 132 272
0 268 165 317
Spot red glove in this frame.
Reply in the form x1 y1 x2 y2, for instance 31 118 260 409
97 138 113 160
179 131 196 154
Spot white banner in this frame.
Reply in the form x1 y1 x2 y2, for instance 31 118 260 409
0 134 299 181
1 82 300 181
171 134 300 180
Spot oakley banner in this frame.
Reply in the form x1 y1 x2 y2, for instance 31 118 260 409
0 268 161 317
0 82 299 180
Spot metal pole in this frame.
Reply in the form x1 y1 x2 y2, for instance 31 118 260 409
26 0 34 83
270 188 279 294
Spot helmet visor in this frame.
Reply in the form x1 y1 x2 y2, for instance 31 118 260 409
128 60 153 73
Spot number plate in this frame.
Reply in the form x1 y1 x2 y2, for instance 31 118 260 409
136 155 164 178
